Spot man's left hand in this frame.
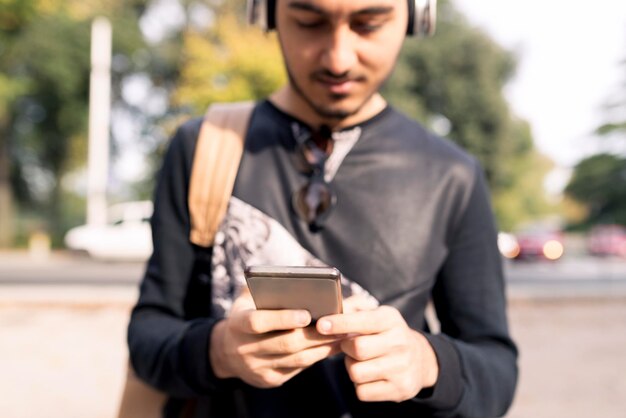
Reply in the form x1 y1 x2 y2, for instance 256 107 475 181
317 302 439 403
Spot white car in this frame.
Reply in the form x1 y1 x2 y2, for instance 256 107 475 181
64 201 153 261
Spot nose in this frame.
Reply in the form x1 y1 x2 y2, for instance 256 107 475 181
320 26 358 75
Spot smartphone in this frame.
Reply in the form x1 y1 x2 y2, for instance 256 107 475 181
244 265 343 321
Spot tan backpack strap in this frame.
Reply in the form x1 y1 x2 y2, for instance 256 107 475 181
116 361 166 418
188 101 255 247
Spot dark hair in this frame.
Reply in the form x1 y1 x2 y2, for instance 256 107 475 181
266 0 417 35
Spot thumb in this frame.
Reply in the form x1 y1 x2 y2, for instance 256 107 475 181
231 284 255 313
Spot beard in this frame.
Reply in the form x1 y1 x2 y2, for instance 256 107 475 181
285 66 377 122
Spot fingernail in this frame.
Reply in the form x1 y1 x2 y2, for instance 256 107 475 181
318 319 332 333
296 311 310 326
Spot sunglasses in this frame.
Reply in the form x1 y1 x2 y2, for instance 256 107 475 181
291 124 336 231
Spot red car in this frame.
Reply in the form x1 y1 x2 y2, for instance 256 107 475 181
512 229 565 261
587 224 626 257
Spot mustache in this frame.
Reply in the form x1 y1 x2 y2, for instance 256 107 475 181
312 69 366 83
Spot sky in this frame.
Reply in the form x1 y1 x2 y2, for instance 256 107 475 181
453 0 626 191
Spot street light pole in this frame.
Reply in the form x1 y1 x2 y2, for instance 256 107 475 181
87 17 112 226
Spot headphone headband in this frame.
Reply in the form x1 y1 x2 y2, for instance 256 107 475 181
247 0 437 37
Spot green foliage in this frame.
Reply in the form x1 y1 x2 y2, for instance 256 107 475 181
491 120 556 230
596 122 626 136
0 0 148 246
595 53 626 140
564 153 626 226
0 74 30 116
568 51 626 228
173 13 286 111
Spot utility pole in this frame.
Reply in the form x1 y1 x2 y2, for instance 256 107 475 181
87 17 112 226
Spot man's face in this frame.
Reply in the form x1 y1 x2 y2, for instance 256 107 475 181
275 0 408 121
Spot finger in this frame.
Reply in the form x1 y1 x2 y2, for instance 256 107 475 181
254 327 343 355
238 285 251 298
344 353 404 384
354 380 405 403
267 343 341 369
272 367 306 385
317 306 402 336
340 332 401 361
232 308 311 334
251 367 303 389
231 289 256 312
342 294 379 314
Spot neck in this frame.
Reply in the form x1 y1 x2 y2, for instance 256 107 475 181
269 86 387 131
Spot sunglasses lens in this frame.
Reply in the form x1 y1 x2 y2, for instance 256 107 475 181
302 140 333 166
291 125 336 228
292 180 335 225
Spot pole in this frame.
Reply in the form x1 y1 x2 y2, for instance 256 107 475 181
87 17 112 226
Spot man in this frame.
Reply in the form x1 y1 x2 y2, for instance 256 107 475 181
128 0 518 417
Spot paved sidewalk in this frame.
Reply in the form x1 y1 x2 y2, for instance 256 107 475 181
1 283 625 417
506 298 626 418
0 290 134 418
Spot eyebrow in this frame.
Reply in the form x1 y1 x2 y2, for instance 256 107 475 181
287 2 394 17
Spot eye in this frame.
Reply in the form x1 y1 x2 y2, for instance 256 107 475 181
296 20 325 29
353 23 381 33
351 19 385 34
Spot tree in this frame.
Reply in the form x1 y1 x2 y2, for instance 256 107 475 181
0 0 148 246
172 13 286 112
0 1 34 246
490 120 555 230
595 55 626 141
564 153 626 226
564 51 626 228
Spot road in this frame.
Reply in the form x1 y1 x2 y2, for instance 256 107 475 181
504 257 626 299
2 251 626 298
0 252 144 286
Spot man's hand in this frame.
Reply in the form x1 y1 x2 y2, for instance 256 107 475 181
316 302 439 403
209 290 341 388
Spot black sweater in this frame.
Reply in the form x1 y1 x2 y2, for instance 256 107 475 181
128 101 518 417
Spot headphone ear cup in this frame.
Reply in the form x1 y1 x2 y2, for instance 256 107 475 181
247 0 276 31
407 0 437 37
266 0 276 30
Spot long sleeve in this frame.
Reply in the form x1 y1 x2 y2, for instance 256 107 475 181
414 162 518 417
127 119 224 397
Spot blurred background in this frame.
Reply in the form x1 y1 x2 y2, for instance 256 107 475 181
0 0 625 417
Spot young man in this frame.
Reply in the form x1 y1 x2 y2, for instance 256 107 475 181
128 0 518 417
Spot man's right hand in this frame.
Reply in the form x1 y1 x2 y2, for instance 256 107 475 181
209 290 342 388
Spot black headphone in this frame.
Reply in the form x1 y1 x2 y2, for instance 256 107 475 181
247 0 437 37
